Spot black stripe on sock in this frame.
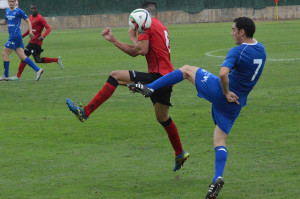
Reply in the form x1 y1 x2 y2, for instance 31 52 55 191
160 117 172 127
107 76 119 87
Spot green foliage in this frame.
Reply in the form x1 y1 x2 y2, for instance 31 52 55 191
0 20 299 198
1 0 299 17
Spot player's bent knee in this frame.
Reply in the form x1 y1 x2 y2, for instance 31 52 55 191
110 70 129 82
155 114 170 123
19 55 27 61
180 65 192 78
2 51 9 59
110 71 120 80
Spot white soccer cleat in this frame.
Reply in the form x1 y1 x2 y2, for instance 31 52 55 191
0 75 9 81
36 69 44 81
57 56 63 70
9 75 20 81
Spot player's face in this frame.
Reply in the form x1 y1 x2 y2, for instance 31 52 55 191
30 5 38 16
8 0 16 9
231 23 242 45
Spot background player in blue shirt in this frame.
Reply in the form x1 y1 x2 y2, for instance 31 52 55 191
128 17 266 199
0 0 43 81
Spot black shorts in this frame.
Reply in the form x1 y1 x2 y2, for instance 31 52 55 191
129 71 172 106
24 43 44 57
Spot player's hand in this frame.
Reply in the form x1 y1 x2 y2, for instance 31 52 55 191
38 36 45 41
29 32 34 38
225 91 240 105
101 27 114 42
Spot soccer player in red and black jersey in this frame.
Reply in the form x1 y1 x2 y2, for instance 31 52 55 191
66 1 189 171
10 4 63 80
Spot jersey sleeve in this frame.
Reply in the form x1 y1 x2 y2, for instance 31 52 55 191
18 9 28 20
40 16 48 27
43 24 51 38
137 29 150 41
222 48 239 70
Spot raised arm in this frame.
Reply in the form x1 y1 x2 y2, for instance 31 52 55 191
102 27 149 57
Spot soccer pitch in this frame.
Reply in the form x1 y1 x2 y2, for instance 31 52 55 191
0 20 299 198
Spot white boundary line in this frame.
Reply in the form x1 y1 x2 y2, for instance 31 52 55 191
1 73 110 82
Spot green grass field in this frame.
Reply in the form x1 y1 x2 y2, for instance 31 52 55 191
0 20 299 199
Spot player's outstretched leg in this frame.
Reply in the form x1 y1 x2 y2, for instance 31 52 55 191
41 56 63 70
127 82 154 97
66 98 88 122
173 150 189 171
205 177 224 199
128 69 185 97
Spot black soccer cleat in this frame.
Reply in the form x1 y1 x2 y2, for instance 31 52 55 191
127 82 154 97
205 177 225 199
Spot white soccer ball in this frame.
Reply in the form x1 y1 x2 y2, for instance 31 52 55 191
128 9 152 33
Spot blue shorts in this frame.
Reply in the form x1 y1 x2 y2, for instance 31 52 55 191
195 68 241 134
5 36 24 50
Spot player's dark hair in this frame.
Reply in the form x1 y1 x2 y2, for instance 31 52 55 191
234 17 255 38
142 1 158 17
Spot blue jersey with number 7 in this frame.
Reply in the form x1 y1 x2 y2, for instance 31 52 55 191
222 41 266 106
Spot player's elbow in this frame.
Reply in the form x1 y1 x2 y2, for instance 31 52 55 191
219 71 227 78
138 49 148 56
130 49 147 57
219 67 229 78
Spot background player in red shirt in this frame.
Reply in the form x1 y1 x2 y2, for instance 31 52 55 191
10 4 63 80
66 1 189 171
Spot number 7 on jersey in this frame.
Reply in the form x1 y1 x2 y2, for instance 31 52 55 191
251 59 263 81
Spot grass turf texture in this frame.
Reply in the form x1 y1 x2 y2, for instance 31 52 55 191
0 20 299 198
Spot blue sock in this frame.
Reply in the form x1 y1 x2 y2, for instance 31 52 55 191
213 146 228 182
4 61 9 77
146 69 184 90
24 57 40 72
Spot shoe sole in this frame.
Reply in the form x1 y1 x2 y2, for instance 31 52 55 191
206 180 224 199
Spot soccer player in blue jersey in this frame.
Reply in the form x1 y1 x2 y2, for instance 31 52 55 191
0 0 43 81
128 17 266 199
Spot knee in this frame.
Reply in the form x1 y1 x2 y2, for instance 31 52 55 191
35 58 42 63
19 55 27 61
109 70 120 80
180 65 192 78
2 51 8 59
155 114 170 123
